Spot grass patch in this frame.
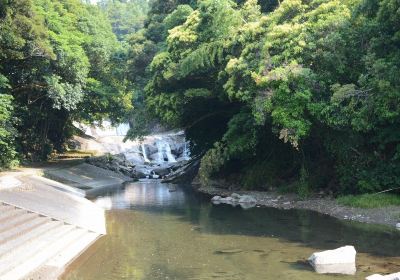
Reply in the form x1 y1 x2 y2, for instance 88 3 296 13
337 193 400 208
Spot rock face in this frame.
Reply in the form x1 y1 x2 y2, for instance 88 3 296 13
211 193 257 209
308 246 357 275
161 157 200 184
86 154 136 179
366 273 400 280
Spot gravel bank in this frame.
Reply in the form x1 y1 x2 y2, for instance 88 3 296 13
196 185 400 228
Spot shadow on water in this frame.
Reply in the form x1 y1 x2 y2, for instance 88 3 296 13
95 180 400 258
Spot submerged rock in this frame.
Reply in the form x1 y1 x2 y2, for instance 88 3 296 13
366 273 400 280
240 202 257 209
168 186 177 192
133 169 147 179
308 246 357 275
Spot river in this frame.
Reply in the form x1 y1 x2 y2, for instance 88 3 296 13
61 180 400 280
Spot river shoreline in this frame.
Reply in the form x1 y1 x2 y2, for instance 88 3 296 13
195 184 400 228
18 159 400 228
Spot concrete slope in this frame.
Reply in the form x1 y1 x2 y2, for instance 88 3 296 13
0 174 106 234
44 163 130 197
0 203 101 280
0 172 107 280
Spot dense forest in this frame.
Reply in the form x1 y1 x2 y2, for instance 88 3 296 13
0 0 148 163
1 0 399 196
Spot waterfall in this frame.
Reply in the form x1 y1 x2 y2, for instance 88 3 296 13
165 142 177 163
141 144 151 163
156 140 176 164
182 141 190 160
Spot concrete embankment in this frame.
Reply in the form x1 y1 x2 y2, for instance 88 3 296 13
0 162 128 280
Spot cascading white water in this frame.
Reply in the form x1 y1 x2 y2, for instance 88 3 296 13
141 144 151 163
165 142 177 163
75 120 190 169
156 140 176 164
182 141 190 160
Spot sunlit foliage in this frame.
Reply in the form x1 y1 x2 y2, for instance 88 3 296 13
133 0 400 194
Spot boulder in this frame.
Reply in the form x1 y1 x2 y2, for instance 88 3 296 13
238 195 257 204
311 263 356 275
366 273 400 280
231 193 241 199
133 170 147 179
396 223 400 230
211 196 237 206
125 152 145 165
308 246 357 275
308 246 356 265
153 167 171 177
219 196 235 203
211 194 257 209
146 144 158 155
134 165 152 175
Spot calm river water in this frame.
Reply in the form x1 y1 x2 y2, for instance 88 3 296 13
62 181 400 280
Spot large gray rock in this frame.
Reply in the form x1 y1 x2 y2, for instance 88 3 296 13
308 246 357 275
238 195 257 204
211 194 257 209
124 152 145 165
86 154 136 179
153 167 171 177
133 170 147 179
231 193 241 199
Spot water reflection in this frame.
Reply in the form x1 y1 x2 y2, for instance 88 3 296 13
62 181 400 280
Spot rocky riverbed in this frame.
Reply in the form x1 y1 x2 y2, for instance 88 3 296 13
197 185 400 228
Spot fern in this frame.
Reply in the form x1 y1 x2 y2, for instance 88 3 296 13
179 40 226 77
